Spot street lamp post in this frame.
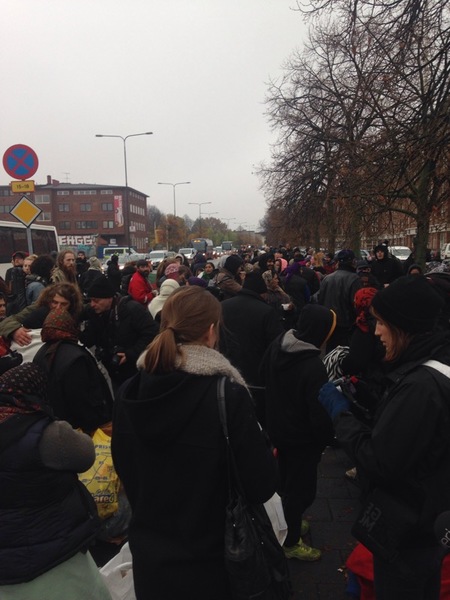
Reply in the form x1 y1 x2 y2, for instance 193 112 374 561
95 131 153 249
157 181 191 217
188 202 212 237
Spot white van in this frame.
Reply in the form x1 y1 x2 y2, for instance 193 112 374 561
441 243 450 260
102 246 137 260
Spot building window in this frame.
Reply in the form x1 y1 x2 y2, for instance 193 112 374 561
101 202 113 211
80 203 92 212
102 220 114 229
0 190 12 197
75 221 98 229
100 190 113 195
0 205 12 213
73 190 97 195
34 194 50 204
58 221 71 229
58 203 70 212
37 212 51 221
56 190 69 196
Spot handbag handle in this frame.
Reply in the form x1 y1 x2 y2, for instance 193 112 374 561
217 376 246 500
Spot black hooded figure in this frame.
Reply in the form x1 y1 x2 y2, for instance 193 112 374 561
261 304 336 561
371 244 403 286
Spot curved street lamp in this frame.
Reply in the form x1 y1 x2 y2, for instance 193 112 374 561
157 181 191 217
95 131 153 248
188 201 212 237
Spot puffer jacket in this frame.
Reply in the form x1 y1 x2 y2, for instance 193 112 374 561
0 416 99 584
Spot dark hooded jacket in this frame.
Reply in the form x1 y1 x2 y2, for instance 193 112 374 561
371 245 403 286
261 305 335 448
111 371 278 600
335 331 450 545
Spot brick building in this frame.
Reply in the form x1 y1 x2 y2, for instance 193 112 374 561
0 175 149 256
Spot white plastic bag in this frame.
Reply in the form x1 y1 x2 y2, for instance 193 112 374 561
99 542 136 600
264 492 288 545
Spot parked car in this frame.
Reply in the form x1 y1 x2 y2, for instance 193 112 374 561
389 246 411 262
177 248 196 261
148 250 176 268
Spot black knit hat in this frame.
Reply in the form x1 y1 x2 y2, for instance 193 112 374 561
87 275 116 298
224 254 244 276
371 275 444 334
243 271 267 295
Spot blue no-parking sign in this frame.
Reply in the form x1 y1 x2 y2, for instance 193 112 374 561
3 144 39 180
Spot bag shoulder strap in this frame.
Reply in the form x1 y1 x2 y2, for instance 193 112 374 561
217 376 229 442
422 359 450 380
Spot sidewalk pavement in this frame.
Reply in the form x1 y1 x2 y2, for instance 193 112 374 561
286 444 361 599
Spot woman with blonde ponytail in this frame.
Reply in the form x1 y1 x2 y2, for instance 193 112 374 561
112 286 278 600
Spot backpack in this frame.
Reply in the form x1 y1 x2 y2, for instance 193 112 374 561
7 267 27 315
120 273 133 296
33 341 113 430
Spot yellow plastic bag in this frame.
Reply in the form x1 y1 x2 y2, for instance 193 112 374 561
79 428 119 519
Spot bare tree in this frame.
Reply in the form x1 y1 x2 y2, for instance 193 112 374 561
262 0 450 262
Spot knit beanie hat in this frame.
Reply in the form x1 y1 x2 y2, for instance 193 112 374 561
88 256 102 270
164 263 180 278
41 308 79 343
224 254 244 276
87 275 116 298
243 271 267 296
149 279 179 319
371 275 444 334
295 305 337 349
188 276 208 288
336 249 355 263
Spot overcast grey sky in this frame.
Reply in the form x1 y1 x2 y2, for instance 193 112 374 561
2 1 306 231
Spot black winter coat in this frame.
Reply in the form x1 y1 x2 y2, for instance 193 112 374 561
335 331 450 546
0 416 98 584
220 289 284 386
80 295 159 384
33 340 113 432
261 330 334 448
112 371 278 600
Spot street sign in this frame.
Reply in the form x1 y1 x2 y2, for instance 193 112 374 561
10 195 42 227
11 180 35 193
3 144 39 180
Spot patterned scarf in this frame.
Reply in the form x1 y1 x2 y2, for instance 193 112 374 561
0 363 48 426
41 308 79 343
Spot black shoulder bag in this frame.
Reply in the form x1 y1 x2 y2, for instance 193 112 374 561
217 377 291 600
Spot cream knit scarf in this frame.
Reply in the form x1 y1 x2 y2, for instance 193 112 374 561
175 344 248 389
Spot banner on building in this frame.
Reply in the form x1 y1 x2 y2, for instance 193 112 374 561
114 195 124 227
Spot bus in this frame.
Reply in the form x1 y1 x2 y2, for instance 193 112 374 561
221 241 234 252
0 221 59 278
190 238 214 254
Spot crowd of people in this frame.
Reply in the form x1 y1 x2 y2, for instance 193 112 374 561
0 242 450 599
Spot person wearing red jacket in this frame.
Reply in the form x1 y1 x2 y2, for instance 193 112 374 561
128 259 154 306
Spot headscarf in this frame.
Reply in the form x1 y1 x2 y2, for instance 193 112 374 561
261 270 273 287
284 261 302 284
41 308 79 343
354 287 378 333
0 363 48 432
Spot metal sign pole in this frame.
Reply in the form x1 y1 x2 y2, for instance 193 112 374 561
26 226 33 254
